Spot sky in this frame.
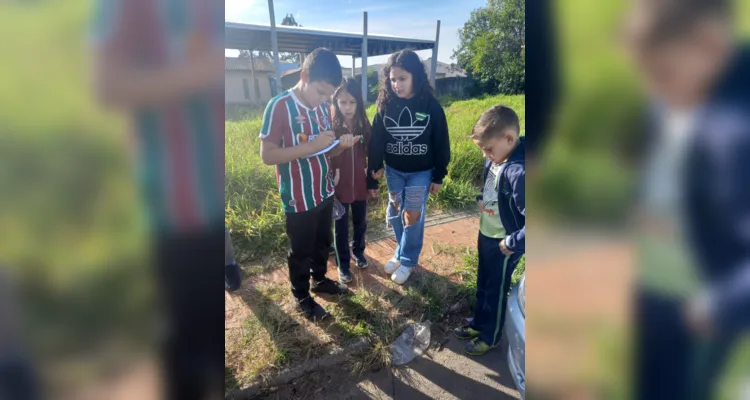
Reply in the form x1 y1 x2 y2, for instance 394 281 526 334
225 0 487 67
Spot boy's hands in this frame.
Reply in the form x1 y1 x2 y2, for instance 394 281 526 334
371 168 384 180
499 239 514 256
478 200 485 212
368 189 379 199
429 183 442 196
311 131 336 152
338 134 361 149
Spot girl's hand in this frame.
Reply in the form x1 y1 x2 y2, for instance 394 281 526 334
339 134 359 149
334 169 340 186
371 168 384 180
368 189 379 199
429 183 442 196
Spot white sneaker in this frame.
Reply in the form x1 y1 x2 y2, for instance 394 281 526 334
384 258 400 274
391 265 414 285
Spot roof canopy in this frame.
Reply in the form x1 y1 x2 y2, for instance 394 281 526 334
225 22 435 57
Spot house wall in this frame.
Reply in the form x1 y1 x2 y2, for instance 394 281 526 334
225 70 273 106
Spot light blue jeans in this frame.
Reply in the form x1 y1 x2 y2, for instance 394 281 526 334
384 167 433 269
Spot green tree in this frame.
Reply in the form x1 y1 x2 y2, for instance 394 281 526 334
453 0 525 94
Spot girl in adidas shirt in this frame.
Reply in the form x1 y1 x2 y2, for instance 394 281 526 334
367 49 451 285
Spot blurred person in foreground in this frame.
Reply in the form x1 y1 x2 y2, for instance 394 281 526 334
91 0 225 399
623 0 750 398
0 269 39 399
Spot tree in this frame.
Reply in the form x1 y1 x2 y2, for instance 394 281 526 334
236 14 303 65
453 0 525 94
279 14 302 63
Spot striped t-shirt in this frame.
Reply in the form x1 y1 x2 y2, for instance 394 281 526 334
90 0 225 234
260 90 335 213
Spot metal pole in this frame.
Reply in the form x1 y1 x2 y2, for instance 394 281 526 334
361 11 368 103
352 55 356 77
249 51 258 102
430 20 441 89
268 0 281 95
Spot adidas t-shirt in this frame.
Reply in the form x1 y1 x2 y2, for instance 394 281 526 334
259 90 335 213
368 96 451 185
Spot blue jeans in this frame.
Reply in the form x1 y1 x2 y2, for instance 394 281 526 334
384 167 432 269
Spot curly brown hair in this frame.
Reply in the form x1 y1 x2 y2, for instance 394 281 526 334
375 49 436 114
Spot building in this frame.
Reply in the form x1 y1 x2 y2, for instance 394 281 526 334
422 58 467 80
225 57 275 106
349 59 465 80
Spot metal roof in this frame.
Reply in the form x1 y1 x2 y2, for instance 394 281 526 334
225 22 435 57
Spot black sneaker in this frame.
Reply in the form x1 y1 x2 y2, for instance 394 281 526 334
225 263 241 292
338 269 353 283
353 255 369 269
297 297 330 322
312 277 349 295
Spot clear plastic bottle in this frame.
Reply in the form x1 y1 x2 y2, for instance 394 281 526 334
390 321 432 366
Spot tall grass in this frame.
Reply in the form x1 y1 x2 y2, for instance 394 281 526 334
226 94 525 261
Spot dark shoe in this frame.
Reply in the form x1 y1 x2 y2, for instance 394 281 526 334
297 296 330 322
225 263 241 292
453 325 481 340
338 268 353 283
312 277 349 295
353 254 369 269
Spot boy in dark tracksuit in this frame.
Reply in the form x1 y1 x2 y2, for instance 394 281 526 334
455 105 525 356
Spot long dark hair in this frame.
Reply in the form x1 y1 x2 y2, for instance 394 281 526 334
376 49 435 114
332 77 371 145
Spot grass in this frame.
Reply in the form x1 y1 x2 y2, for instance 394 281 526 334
225 240 527 389
226 94 525 263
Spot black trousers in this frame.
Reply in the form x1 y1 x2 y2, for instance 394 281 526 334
634 287 740 400
333 200 367 272
286 197 334 300
471 232 523 347
155 228 224 400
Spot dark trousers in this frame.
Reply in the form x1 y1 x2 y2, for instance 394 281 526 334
471 232 523 347
286 197 334 300
0 356 38 400
333 200 367 272
635 287 740 400
155 228 224 400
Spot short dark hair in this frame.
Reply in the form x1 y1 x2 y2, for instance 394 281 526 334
627 0 732 45
302 48 343 87
471 105 520 142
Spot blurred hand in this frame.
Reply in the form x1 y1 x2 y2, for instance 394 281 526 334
500 239 514 256
334 169 340 186
478 200 485 212
371 168 384 180
368 189 379 199
429 183 442 196
312 131 336 152
189 47 225 88
685 294 713 337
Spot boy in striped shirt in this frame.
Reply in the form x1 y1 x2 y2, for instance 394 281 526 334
260 48 359 321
